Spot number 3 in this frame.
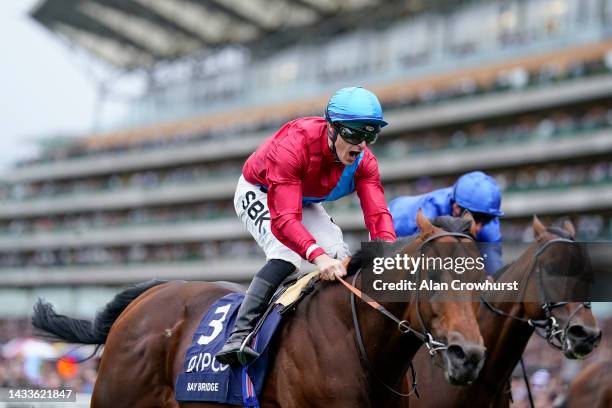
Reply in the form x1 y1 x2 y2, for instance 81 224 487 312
197 304 232 345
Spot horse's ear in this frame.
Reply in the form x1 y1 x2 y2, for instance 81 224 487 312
416 208 434 238
461 210 478 237
563 219 576 238
532 215 547 238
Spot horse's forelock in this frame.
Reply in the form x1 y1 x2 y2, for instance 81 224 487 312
546 226 574 240
431 216 472 236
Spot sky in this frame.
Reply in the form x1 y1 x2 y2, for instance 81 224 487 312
0 1 108 170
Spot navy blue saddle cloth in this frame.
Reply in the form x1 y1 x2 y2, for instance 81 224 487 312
175 292 283 407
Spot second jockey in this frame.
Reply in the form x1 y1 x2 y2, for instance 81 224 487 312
389 171 504 275
216 86 397 366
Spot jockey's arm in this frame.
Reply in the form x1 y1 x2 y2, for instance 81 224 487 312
388 194 444 237
355 153 397 242
266 138 326 262
477 218 503 275
266 176 346 280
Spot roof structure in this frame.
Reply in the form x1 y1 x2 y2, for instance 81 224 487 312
30 0 465 71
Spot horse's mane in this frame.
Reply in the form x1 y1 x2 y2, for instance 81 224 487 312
495 218 577 282
347 216 471 276
546 217 575 240
431 216 472 235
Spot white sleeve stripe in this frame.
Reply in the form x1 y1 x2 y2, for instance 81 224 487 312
306 244 321 259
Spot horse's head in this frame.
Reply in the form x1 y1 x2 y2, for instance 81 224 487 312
412 210 486 385
521 216 601 359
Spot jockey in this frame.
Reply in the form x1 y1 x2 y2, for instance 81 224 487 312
388 171 504 275
216 87 397 366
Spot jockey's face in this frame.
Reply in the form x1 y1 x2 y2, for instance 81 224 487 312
452 203 484 236
331 128 366 165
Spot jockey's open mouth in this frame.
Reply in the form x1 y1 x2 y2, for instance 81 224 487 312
342 147 364 164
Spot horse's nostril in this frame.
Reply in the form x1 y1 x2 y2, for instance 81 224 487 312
567 325 602 344
567 325 589 340
568 325 588 339
447 344 466 362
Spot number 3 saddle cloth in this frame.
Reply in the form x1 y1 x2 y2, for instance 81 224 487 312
175 271 320 407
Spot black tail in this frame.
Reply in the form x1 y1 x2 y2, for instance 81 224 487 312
32 280 166 347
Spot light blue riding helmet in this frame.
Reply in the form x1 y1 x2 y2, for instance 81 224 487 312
325 86 388 127
453 171 504 216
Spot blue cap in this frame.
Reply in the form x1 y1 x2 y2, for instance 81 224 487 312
453 171 504 216
326 87 388 127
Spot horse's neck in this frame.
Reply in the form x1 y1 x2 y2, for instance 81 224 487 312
355 294 422 386
352 246 424 387
374 238 426 366
478 303 534 389
321 237 425 396
477 246 539 392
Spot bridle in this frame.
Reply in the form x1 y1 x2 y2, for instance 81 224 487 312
481 230 591 351
339 230 475 397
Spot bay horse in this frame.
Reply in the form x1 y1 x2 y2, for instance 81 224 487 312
566 360 612 408
32 211 486 407
397 216 601 408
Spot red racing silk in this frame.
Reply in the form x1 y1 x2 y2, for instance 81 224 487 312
242 117 396 261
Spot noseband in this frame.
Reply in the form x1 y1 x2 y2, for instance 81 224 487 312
482 234 591 350
342 231 474 397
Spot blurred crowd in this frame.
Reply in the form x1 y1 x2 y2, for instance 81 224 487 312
0 212 609 269
376 104 612 157
13 52 612 166
510 317 612 407
0 320 98 394
1 105 610 204
0 240 263 269
0 204 235 235
0 161 243 202
384 51 612 111
381 158 612 197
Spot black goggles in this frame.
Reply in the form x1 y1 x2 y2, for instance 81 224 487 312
461 208 495 225
471 211 496 225
334 123 380 145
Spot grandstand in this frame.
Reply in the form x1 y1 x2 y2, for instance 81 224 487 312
2 0 612 402
1 0 612 320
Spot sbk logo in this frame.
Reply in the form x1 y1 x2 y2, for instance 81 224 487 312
242 190 270 234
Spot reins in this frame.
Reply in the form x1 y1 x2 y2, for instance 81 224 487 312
338 231 474 398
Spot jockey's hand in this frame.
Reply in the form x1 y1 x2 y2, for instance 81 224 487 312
314 254 347 281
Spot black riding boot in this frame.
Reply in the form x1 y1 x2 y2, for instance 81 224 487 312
216 259 295 366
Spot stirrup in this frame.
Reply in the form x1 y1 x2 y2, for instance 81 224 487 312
235 331 260 365
216 333 260 366
237 344 260 366
216 344 259 366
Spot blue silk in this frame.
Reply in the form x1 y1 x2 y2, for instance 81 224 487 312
389 187 503 274
302 151 363 203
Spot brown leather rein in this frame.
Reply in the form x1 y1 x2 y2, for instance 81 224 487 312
337 231 474 398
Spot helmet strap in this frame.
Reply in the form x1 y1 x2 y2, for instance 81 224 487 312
325 108 341 162
327 124 341 163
